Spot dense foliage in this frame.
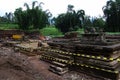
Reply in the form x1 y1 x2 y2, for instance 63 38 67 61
103 0 120 32
83 16 105 29
0 12 15 23
55 5 85 34
14 1 52 30
1 0 120 33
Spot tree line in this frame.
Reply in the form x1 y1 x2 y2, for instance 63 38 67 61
0 0 120 33
103 0 120 32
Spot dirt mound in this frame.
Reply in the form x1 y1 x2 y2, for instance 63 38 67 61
0 47 37 80
0 46 103 80
0 47 63 80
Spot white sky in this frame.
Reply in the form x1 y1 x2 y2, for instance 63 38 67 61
0 0 108 17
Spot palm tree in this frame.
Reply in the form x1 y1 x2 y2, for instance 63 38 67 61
103 0 120 32
38 2 44 9
76 10 85 27
14 1 51 30
55 5 85 34
67 4 74 13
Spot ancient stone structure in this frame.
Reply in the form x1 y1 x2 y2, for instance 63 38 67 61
6 28 119 79
40 28 120 80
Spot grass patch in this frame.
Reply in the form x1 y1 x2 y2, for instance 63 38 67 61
106 32 120 35
40 26 63 37
0 23 19 30
76 28 84 34
0 23 119 37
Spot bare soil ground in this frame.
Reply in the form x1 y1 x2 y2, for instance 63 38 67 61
0 46 63 80
0 45 102 80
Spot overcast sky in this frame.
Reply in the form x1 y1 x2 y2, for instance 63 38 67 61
0 0 108 17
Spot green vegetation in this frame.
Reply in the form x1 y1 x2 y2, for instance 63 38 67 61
40 26 63 37
0 23 19 30
0 23 119 38
106 32 120 35
76 28 84 34
0 0 120 36
55 4 85 34
103 0 120 32
14 1 51 30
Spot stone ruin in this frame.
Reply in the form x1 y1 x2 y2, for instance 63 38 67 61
40 27 120 80
82 27 106 43
2 28 119 79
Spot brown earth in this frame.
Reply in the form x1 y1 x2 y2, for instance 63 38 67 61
0 46 103 80
0 46 63 80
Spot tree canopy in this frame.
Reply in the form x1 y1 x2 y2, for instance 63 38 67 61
55 5 85 34
103 0 120 32
83 16 105 30
14 1 52 30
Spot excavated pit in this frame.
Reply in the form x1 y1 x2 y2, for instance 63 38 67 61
0 31 120 80
0 46 64 80
0 43 104 80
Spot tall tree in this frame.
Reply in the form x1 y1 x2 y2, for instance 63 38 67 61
83 15 93 28
24 1 51 29
55 5 85 34
103 0 120 32
14 8 30 30
67 4 74 13
4 12 15 23
92 17 105 28
14 1 52 30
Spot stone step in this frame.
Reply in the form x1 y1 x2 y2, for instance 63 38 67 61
75 57 119 70
50 65 68 72
57 54 71 59
49 65 68 75
52 61 67 67
49 68 68 75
